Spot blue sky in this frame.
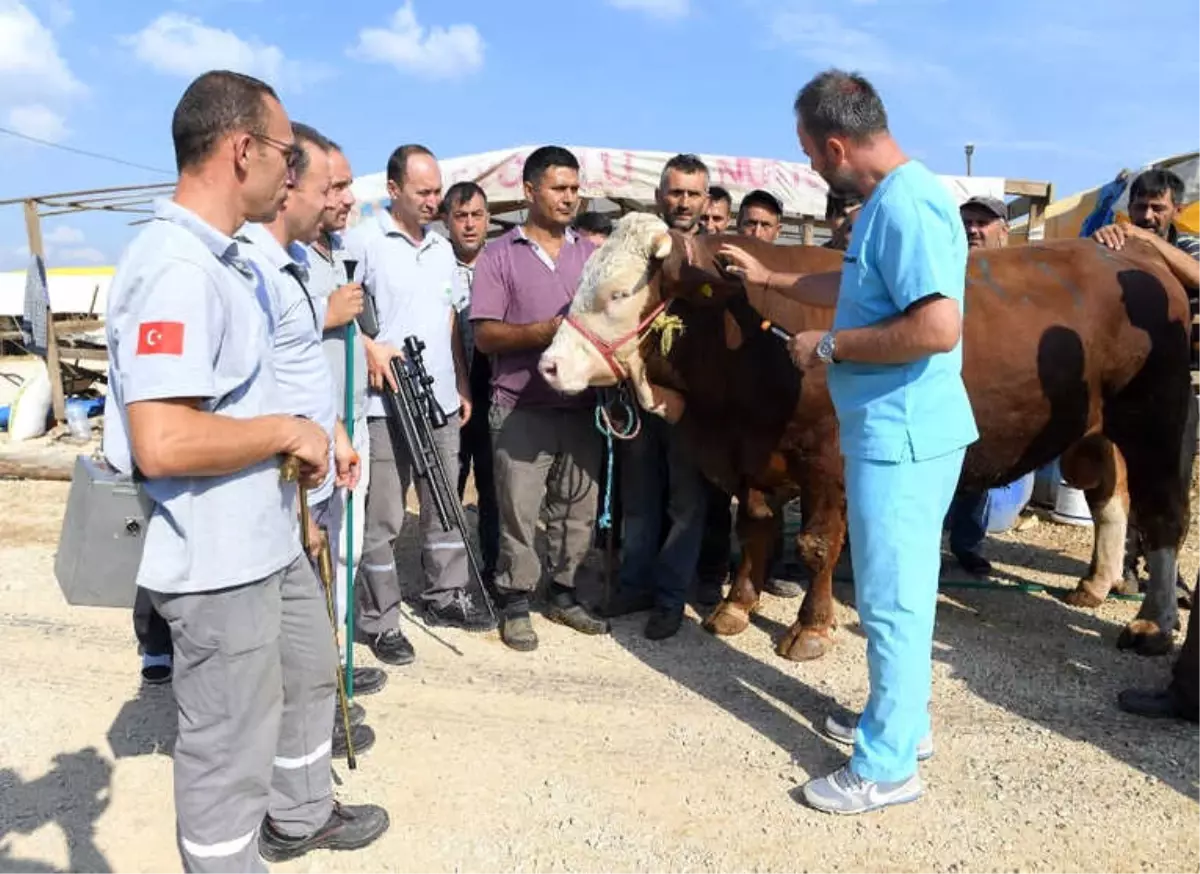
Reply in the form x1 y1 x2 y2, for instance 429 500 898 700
1 0 1197 269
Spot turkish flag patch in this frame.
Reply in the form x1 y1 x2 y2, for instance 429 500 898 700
136 321 185 355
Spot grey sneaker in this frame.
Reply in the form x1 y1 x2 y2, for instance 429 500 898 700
802 764 922 815
823 712 934 761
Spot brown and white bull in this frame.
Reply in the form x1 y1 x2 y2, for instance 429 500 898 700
538 212 1195 661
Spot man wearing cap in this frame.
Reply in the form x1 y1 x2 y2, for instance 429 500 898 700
736 189 784 242
943 195 1008 578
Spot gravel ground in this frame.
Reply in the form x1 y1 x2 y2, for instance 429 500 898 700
0 475 1196 873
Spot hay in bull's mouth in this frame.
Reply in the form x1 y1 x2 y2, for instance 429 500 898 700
650 312 685 355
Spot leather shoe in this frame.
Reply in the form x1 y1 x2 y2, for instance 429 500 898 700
359 628 415 666
645 605 684 640
259 801 390 863
501 610 539 652
332 723 375 759
349 666 388 697
1117 687 1197 722
425 591 498 632
602 588 655 618
546 601 610 635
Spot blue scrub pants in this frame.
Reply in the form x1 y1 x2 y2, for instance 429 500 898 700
845 447 966 783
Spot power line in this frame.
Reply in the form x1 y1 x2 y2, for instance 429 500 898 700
0 124 174 177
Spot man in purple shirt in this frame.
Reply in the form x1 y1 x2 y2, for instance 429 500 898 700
470 145 609 651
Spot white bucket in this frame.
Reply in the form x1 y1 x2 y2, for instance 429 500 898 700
1050 480 1093 527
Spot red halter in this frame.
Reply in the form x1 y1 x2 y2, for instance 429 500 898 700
560 232 694 381
564 300 669 381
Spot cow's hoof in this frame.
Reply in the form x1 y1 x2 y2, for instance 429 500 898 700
1117 620 1175 657
776 626 833 662
703 601 752 636
1064 588 1104 609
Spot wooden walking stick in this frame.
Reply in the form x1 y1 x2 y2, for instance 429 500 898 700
281 455 357 770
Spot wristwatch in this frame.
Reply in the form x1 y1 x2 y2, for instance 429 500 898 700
816 331 838 364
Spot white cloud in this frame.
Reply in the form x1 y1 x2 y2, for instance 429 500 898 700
350 2 484 80
123 13 331 91
6 103 68 141
44 224 85 245
39 0 72 27
0 227 104 270
605 0 690 19
58 246 106 264
0 2 83 140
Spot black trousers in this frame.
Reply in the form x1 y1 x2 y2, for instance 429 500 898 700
1172 574 1199 718
457 349 499 576
133 585 172 657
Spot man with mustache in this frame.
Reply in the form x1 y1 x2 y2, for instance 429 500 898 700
603 155 712 640
442 181 499 587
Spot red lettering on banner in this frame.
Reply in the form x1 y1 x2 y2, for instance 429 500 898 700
136 321 184 356
496 154 524 190
602 150 635 188
714 158 764 188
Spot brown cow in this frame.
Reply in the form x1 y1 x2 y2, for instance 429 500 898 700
539 212 1195 660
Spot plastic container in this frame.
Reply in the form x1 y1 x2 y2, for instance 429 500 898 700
1051 481 1093 526
984 471 1035 533
1031 460 1060 509
65 398 92 440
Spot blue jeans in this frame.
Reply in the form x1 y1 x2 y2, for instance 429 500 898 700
618 416 708 610
845 447 967 783
947 489 987 556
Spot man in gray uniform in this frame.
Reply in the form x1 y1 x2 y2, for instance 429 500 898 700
348 143 494 668
101 70 388 872
239 122 377 760
307 139 389 697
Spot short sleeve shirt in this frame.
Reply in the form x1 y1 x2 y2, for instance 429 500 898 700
240 222 338 504
469 226 597 409
307 232 369 434
101 199 301 595
827 161 979 462
351 211 460 417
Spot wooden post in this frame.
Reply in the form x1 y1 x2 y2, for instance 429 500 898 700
23 199 67 425
800 217 815 246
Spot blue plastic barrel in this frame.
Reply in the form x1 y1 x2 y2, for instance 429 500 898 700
984 471 1035 533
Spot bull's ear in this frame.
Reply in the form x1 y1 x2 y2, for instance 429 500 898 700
650 232 673 260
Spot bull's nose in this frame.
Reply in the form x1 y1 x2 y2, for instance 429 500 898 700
540 358 558 378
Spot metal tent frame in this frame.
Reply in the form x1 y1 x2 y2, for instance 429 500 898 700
0 182 175 424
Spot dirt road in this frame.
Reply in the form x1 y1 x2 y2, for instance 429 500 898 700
0 477 1196 872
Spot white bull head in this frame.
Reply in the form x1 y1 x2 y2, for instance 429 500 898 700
539 212 674 413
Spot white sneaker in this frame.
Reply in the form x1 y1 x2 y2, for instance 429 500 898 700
823 711 934 761
802 763 923 815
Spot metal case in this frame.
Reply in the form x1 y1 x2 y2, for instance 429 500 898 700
54 455 151 609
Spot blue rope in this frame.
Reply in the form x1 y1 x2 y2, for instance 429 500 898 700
593 387 640 530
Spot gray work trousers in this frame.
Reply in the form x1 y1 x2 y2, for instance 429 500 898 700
489 403 601 595
150 555 336 873
356 413 468 635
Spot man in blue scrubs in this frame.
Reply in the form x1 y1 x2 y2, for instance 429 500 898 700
721 68 977 814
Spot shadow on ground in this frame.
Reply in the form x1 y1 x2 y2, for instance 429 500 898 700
0 747 114 873
599 537 1198 802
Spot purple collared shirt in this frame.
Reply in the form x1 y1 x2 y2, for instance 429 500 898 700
470 225 597 409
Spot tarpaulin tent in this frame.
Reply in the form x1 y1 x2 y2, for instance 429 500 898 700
348 144 1007 237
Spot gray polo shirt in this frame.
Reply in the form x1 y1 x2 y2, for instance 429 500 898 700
101 199 301 595
240 222 338 505
307 232 369 435
345 210 459 417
